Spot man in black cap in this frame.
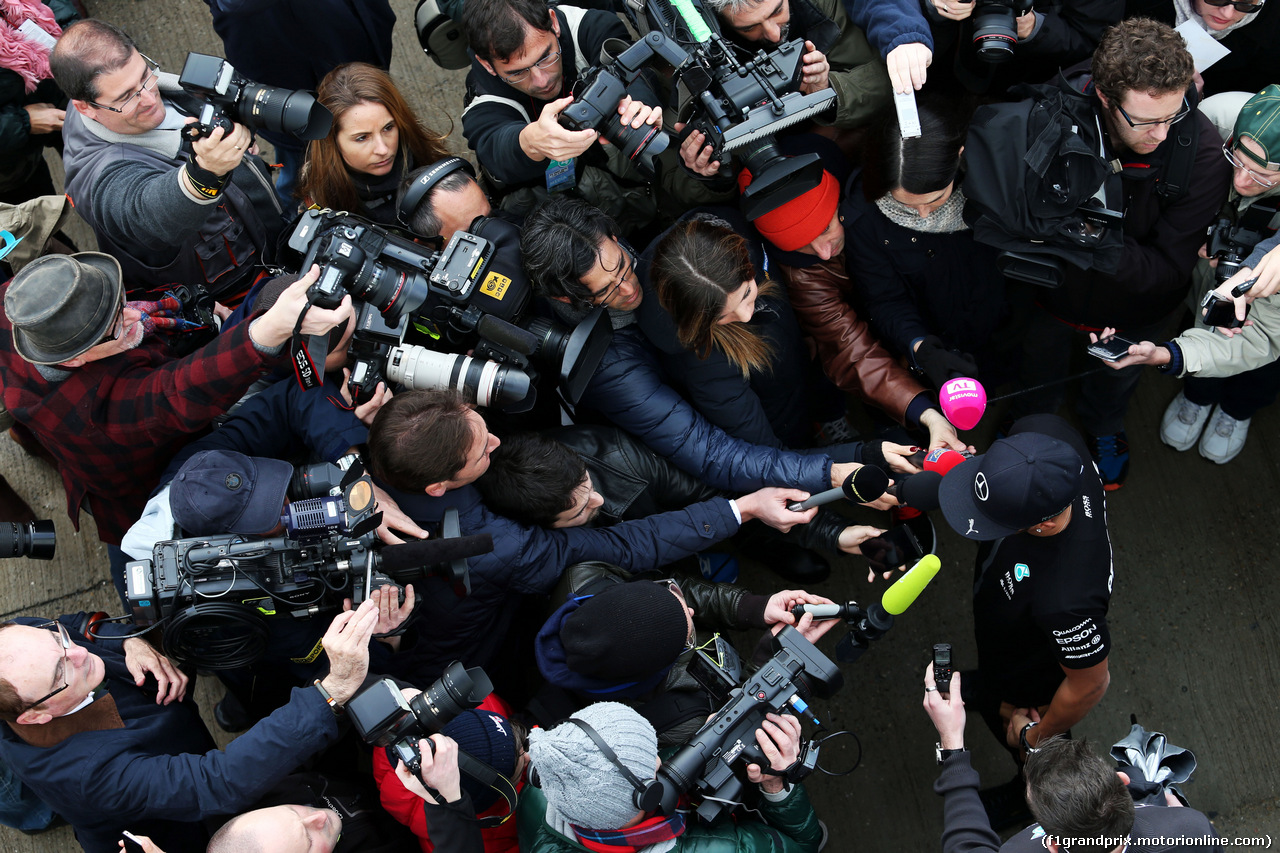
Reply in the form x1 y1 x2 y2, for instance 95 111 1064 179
938 414 1114 827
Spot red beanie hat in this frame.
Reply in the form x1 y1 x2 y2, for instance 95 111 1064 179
738 168 840 252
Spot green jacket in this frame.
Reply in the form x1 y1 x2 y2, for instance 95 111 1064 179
517 784 823 853
803 0 892 128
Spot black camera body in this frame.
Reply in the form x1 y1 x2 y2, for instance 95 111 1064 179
656 626 843 821
178 53 332 141
971 0 1035 63
1207 209 1271 284
348 663 494 776
289 210 612 412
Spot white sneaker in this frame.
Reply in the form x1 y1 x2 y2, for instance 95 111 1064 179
1160 391 1212 451
1199 406 1251 464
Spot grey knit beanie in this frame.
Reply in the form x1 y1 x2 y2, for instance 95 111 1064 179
528 702 658 830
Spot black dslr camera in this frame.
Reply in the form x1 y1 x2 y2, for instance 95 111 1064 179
288 210 612 412
1207 203 1274 284
656 626 843 821
1 520 55 560
348 662 494 777
178 53 332 141
970 0 1035 63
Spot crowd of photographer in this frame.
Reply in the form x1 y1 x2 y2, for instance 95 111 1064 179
0 0 1267 846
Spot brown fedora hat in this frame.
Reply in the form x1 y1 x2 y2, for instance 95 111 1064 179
4 252 124 365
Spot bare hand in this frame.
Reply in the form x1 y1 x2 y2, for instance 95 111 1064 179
746 712 802 793
773 609 839 644
881 441 922 474
763 589 834 627
885 43 932 93
122 637 188 704
608 95 662 146
799 41 830 95
249 264 355 349
919 408 970 454
319 599 380 704
1015 8 1038 39
346 583 416 650
932 0 975 21
675 123 721 176
190 119 252 177
24 103 65 134
372 483 431 545
737 487 818 532
923 665 966 749
1005 705 1042 750
1089 328 1169 369
117 834 165 853
340 371 394 426
396 735 465 803
522 96 598 162
837 524 885 559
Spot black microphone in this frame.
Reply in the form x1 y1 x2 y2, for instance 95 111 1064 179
786 465 890 511
378 534 494 573
886 471 943 511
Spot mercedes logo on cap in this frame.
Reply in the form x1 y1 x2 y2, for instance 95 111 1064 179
974 472 989 501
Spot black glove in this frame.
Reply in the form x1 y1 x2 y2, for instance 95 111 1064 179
913 336 979 389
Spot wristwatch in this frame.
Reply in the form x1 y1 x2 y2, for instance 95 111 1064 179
1019 721 1041 754
313 679 344 717
936 743 968 764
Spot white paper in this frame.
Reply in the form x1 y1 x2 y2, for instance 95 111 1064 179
895 90 922 139
17 20 57 51
1175 20 1230 73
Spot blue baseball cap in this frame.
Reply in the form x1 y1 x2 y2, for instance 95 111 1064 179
938 433 1084 541
170 450 293 536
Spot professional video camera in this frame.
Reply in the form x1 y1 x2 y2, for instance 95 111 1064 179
649 555 943 821
178 53 333 142
288 209 611 412
970 0 1034 63
125 463 494 668
568 0 836 220
1207 201 1277 284
1 520 55 560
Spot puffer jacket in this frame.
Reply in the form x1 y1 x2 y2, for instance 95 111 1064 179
782 253 930 420
517 783 822 853
577 325 834 495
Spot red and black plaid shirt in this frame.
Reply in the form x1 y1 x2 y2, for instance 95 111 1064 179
0 300 285 544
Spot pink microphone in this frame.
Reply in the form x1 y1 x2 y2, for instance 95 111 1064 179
939 377 987 431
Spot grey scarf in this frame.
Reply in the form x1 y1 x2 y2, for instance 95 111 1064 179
875 186 969 234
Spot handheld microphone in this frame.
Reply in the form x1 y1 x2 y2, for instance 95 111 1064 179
939 377 987 431
786 465 889 511
881 554 941 615
921 447 969 476
834 554 942 663
886 470 943 511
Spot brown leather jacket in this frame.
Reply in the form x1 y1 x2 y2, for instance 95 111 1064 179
782 255 926 423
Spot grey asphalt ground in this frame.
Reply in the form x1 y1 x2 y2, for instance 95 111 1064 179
3 1 1278 850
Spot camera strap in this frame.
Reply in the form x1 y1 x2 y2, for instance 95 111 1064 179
456 748 519 826
289 299 329 391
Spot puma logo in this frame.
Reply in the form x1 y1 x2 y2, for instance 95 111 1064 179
966 518 978 536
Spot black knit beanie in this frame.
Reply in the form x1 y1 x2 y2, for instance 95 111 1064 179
561 582 689 680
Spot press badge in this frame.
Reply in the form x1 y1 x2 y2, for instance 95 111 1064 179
546 158 577 192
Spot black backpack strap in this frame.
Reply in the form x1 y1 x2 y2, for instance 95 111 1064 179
1156 90 1201 204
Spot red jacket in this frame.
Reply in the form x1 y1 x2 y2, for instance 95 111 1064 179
0 305 284 543
372 694 523 853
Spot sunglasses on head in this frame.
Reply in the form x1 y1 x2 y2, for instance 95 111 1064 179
1201 0 1264 13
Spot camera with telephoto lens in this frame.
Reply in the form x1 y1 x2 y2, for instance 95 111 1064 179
970 0 1034 63
178 53 333 142
655 626 843 822
560 57 671 179
1207 205 1272 284
288 209 612 413
348 663 493 777
1 520 56 560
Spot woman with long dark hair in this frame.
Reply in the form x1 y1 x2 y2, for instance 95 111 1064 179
296 62 450 223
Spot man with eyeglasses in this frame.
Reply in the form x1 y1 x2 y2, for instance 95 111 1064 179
50 19 287 304
533 567 838 747
0 600 383 853
458 0 661 217
1004 18 1231 490
1091 85 1280 463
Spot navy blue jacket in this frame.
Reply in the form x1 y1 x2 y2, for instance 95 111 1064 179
0 615 341 853
379 484 741 683
578 325 834 495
